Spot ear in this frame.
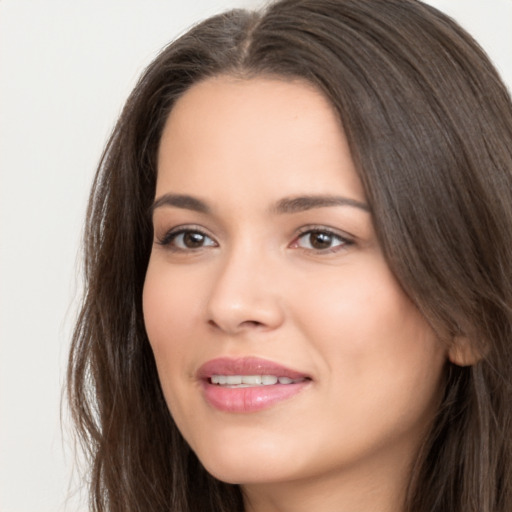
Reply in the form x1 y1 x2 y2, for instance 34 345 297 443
447 336 483 367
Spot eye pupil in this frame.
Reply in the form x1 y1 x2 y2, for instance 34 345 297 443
183 232 205 248
310 232 332 249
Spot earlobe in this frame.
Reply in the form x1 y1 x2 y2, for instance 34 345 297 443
447 336 483 367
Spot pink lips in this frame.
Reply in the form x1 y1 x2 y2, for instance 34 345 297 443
198 357 311 413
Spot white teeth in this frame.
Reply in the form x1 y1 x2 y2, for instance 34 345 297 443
261 375 278 385
211 374 303 386
242 375 262 385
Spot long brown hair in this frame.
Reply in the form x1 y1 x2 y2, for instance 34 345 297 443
68 1 512 511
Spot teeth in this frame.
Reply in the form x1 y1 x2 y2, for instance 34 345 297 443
261 375 278 385
211 375 303 386
243 375 262 385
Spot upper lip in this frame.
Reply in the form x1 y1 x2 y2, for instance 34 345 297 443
197 357 310 380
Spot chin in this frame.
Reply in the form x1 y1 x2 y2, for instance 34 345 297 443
202 461 290 486
191 435 298 485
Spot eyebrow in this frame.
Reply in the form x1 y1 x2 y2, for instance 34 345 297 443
271 195 370 214
149 193 370 216
150 193 211 215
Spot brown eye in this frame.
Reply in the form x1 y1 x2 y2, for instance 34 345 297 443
182 231 207 248
309 232 334 249
161 229 216 250
294 229 349 252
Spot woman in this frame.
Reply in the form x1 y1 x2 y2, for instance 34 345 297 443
68 0 512 511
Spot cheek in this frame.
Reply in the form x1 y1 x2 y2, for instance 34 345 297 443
293 254 437 347
288 256 406 347
290 255 447 410
142 262 202 429
142 262 199 375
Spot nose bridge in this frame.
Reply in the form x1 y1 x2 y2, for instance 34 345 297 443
206 238 283 334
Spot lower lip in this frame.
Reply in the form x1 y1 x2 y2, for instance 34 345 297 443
202 381 309 413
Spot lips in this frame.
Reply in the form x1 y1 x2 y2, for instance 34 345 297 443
197 357 311 413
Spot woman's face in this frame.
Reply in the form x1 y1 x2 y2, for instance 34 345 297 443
143 76 448 503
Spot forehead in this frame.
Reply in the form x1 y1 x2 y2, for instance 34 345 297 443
156 75 365 204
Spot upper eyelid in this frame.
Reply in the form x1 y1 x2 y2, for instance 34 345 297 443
157 224 212 236
294 224 355 240
156 225 216 245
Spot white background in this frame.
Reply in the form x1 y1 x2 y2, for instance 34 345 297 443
1 1 511 511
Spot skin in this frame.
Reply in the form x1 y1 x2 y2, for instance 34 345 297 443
143 76 451 512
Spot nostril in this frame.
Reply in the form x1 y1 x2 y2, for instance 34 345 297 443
240 320 264 328
207 318 265 332
208 319 220 329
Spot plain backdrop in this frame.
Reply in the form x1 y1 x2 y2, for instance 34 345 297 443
1 1 511 511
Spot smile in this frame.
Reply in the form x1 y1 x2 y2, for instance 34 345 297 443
198 357 311 412
210 375 306 386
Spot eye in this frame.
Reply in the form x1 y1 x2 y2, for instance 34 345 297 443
158 228 217 251
292 228 351 252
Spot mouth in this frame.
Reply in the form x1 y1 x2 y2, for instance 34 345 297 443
197 357 311 413
210 374 306 387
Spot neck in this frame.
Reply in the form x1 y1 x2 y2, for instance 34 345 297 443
241 441 417 512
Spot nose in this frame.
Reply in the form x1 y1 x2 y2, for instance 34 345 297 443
205 246 285 335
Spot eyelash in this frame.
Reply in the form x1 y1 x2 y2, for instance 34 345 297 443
156 225 354 254
157 226 216 251
291 226 353 253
